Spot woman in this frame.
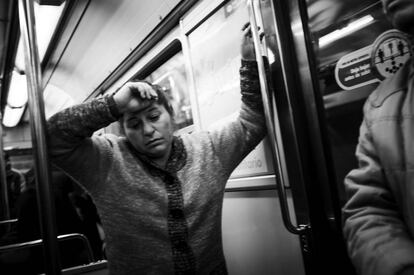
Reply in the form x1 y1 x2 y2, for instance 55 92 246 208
47 24 265 274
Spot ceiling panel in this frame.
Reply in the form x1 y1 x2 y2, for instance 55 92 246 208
45 0 182 104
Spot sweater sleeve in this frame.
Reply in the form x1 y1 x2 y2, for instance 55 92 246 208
342 101 414 275
47 96 121 190
208 60 266 174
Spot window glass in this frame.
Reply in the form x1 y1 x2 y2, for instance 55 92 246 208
187 0 274 179
3 1 67 127
144 51 193 130
307 0 412 204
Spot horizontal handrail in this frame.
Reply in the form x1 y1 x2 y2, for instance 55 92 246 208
0 233 94 263
61 260 108 275
0 219 18 225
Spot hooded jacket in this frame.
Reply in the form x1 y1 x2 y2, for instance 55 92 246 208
343 59 414 275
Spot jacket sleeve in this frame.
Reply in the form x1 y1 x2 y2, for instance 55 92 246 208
47 96 121 190
208 60 266 174
342 101 414 275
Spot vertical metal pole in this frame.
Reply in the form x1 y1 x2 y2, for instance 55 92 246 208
247 0 306 234
17 0 61 274
0 115 10 222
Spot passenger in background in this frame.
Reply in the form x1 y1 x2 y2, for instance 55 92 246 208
46 24 265 274
4 152 25 218
342 1 414 275
16 169 84 242
0 168 93 274
68 183 105 260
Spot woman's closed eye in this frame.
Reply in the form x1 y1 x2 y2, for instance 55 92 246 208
148 112 161 121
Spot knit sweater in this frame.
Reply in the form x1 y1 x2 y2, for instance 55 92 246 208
47 60 265 274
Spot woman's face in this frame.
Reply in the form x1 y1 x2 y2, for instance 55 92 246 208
123 102 174 162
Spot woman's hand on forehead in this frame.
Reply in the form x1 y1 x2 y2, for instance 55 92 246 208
129 82 158 100
113 81 158 114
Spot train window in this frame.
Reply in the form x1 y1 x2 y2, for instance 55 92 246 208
185 0 275 183
143 51 194 130
308 0 399 204
2 1 66 127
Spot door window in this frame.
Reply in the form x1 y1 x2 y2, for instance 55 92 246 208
308 0 411 204
186 0 275 179
144 51 194 130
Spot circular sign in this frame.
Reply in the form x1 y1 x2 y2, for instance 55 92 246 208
371 29 413 80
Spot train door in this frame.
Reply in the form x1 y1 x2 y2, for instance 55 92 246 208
253 0 413 274
233 0 370 273
304 0 413 272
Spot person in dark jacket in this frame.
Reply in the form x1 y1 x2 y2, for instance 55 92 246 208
342 1 414 275
0 168 98 274
3 152 25 219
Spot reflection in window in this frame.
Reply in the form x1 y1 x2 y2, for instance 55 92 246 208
188 0 246 128
309 1 394 204
187 0 274 179
144 52 193 130
2 1 66 128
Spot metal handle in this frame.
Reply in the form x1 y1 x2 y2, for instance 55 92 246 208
0 233 94 263
0 118 10 222
247 0 306 234
0 219 18 225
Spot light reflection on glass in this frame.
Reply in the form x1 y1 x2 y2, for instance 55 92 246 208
145 52 193 130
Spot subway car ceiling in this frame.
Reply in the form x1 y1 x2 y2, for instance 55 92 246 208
1 0 382 131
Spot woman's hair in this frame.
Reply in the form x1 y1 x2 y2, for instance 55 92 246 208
148 82 174 117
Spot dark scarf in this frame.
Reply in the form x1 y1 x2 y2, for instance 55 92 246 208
127 136 196 274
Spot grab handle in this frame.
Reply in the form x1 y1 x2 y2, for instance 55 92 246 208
247 0 306 234
0 233 94 263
